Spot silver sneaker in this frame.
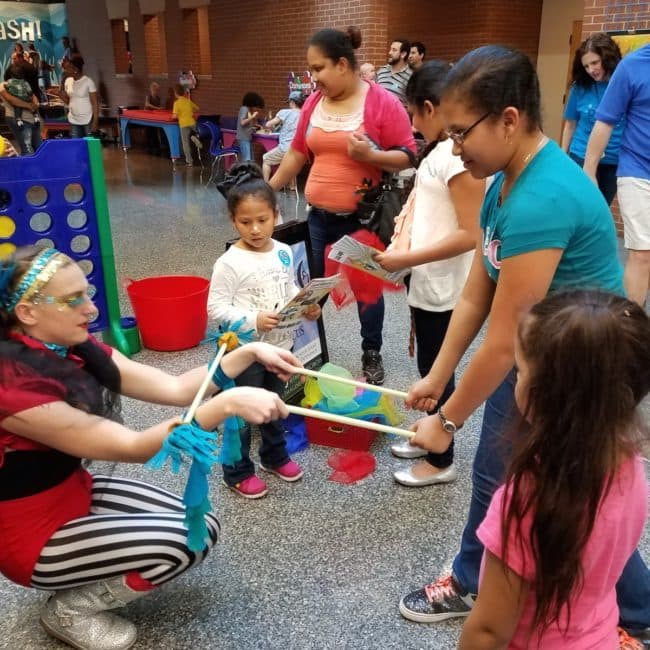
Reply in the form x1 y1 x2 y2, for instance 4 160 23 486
40 576 143 650
391 439 428 459
394 463 457 487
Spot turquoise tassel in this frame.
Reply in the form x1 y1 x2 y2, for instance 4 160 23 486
219 416 243 465
183 461 213 552
146 422 218 551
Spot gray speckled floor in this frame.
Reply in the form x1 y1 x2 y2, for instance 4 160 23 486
1 148 648 650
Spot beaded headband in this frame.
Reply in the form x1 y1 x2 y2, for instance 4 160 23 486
4 248 70 312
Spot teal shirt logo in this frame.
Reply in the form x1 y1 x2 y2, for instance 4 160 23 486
483 225 502 275
278 249 290 267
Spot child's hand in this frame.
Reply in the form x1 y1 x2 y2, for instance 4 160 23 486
302 304 321 321
257 311 280 332
374 250 410 272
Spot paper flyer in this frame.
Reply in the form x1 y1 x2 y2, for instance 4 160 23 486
327 235 408 284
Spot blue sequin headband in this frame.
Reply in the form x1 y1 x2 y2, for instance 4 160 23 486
4 248 69 312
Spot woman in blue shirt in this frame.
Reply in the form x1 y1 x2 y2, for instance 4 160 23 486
561 33 623 205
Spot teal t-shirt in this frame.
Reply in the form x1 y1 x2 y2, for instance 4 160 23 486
480 140 623 294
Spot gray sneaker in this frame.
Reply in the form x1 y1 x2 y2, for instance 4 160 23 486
399 575 475 623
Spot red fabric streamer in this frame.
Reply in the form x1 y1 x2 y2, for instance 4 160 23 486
325 229 403 308
327 450 376 484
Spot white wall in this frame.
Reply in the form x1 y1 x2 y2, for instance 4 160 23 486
536 0 585 143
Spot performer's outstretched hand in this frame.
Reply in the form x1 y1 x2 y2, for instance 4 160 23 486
249 342 302 381
219 386 289 424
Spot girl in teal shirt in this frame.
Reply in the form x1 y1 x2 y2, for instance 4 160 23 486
399 45 649 646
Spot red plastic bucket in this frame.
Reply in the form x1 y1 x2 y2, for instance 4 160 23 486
126 276 209 351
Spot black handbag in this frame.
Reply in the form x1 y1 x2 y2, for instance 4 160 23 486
354 146 417 247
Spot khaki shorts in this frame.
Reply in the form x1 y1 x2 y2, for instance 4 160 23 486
262 146 286 166
618 177 650 250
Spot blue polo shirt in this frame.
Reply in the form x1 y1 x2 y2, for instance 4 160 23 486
480 140 623 294
564 82 624 164
595 45 650 179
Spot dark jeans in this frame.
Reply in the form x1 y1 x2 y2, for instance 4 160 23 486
411 305 455 469
5 116 42 155
569 152 618 206
70 122 91 138
450 371 650 632
308 207 384 351
222 362 290 486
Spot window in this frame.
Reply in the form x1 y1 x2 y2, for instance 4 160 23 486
182 6 211 77
110 18 131 74
143 13 167 76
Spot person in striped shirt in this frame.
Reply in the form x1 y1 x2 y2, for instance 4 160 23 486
376 38 413 107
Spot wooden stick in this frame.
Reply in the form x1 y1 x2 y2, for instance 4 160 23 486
286 404 415 439
292 366 409 400
183 344 227 424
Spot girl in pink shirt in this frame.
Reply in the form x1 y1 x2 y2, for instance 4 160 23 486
460 289 649 649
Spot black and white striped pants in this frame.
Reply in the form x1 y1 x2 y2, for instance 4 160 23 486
31 474 220 591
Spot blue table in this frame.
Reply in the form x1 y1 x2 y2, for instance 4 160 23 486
119 110 181 164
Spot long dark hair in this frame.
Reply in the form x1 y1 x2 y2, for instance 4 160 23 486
405 60 450 162
309 26 362 70
571 33 622 88
503 290 650 634
443 45 542 132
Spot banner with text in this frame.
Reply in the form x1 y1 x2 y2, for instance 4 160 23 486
0 2 68 84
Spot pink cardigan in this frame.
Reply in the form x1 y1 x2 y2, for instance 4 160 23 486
291 81 416 161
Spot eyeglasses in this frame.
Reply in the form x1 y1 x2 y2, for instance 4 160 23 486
31 291 93 310
445 112 491 146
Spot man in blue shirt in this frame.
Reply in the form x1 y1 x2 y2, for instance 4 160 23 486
584 44 650 307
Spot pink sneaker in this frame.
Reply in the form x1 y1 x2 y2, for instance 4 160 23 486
227 475 268 499
260 460 304 482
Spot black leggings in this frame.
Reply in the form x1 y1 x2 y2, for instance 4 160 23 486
411 305 455 469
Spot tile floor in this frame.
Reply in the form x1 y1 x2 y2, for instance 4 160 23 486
1 146 648 649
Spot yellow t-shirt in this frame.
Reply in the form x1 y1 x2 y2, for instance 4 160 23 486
173 96 198 128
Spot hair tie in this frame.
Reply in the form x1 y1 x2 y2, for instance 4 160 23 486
215 166 260 199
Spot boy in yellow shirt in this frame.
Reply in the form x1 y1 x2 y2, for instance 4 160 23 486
172 84 199 166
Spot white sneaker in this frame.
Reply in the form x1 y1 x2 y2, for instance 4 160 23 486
391 439 427 459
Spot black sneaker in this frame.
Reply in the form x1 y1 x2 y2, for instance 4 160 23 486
362 349 384 385
399 575 475 623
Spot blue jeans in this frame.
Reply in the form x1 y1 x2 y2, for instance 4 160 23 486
451 371 650 631
5 116 42 155
222 362 290 485
569 152 618 206
239 139 252 161
70 122 90 138
308 207 384 351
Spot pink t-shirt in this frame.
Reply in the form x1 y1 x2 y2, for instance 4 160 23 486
477 455 648 649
